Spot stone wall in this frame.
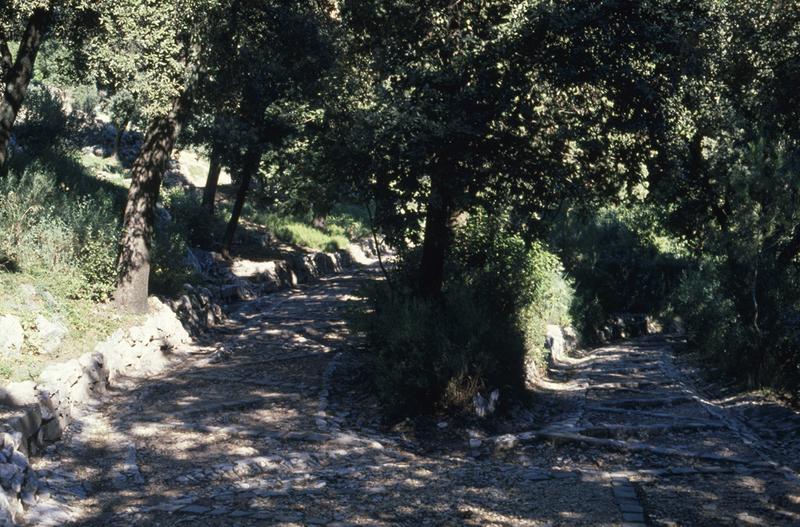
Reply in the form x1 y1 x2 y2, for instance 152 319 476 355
0 297 190 524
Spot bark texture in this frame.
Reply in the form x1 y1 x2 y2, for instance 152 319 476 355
202 145 223 214
418 174 455 298
114 91 192 313
222 143 263 255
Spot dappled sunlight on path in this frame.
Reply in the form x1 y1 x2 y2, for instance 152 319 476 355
23 269 800 526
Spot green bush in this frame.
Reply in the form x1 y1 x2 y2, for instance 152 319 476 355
550 207 687 343
672 266 746 371
150 224 195 296
256 212 350 251
0 161 120 300
326 204 371 240
672 261 800 397
363 210 573 418
165 190 223 249
70 85 100 116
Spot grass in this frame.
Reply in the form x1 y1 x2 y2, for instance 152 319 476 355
0 272 142 382
257 212 350 252
0 148 146 382
78 151 129 188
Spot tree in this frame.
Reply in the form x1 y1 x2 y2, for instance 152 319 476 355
81 0 219 312
205 2 333 255
338 0 709 297
0 3 53 169
642 0 800 391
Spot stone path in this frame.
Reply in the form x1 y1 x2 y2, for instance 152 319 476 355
22 268 800 526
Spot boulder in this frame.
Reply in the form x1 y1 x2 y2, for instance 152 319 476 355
0 316 24 357
545 324 565 361
562 326 578 353
0 382 38 408
34 316 68 354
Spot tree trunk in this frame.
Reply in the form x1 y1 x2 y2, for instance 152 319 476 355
114 91 192 313
202 144 223 214
0 37 12 83
221 143 262 256
0 9 51 170
418 174 455 298
112 118 129 159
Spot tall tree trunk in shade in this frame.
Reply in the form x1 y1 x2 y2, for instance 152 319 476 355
0 9 51 170
417 173 455 298
202 143 223 214
114 88 193 313
111 118 130 160
221 143 263 255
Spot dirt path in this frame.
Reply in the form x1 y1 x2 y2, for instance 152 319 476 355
23 268 800 526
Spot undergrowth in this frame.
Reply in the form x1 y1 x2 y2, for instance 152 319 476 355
360 209 573 419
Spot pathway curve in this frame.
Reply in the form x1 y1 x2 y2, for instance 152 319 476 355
499 337 800 526
22 268 800 526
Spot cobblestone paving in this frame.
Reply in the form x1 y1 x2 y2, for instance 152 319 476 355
23 268 800 526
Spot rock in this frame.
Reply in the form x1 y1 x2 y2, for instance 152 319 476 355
347 243 373 265
0 381 38 407
0 488 18 525
562 326 578 353
6 407 42 452
473 389 499 418
220 283 256 302
92 145 110 157
545 324 565 361
18 284 37 306
0 315 24 357
0 463 21 485
469 438 482 449
34 316 68 354
9 451 27 471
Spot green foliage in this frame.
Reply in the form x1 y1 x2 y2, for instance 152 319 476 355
363 210 573 418
106 89 137 129
70 84 100 116
257 213 350 252
164 190 222 249
672 266 745 372
150 223 195 296
0 158 119 301
550 206 688 343
326 204 371 240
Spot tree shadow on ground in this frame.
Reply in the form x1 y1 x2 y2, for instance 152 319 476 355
25 272 615 526
25 273 800 526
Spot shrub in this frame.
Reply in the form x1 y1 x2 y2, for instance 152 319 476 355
672 261 800 398
71 85 100 117
165 190 223 249
0 161 120 300
672 266 746 371
326 204 371 240
550 207 687 343
257 212 350 251
150 225 195 296
363 210 573 419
